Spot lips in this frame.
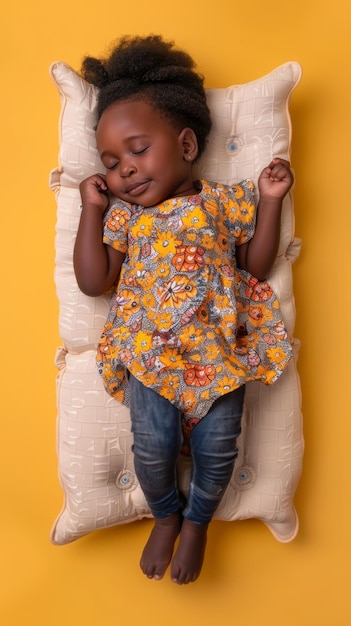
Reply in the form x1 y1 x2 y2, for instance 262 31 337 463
125 180 150 196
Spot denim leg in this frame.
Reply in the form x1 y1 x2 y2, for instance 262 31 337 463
128 374 183 518
183 385 245 524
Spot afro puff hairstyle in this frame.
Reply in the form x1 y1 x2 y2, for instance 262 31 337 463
80 35 212 158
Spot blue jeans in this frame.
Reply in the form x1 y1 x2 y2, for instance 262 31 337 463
129 374 244 525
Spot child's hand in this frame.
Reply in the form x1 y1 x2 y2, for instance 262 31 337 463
258 158 294 201
79 174 110 213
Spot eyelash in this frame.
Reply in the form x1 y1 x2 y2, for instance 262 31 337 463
105 147 149 171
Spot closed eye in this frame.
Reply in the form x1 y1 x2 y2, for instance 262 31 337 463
103 146 149 170
106 161 119 171
133 146 149 155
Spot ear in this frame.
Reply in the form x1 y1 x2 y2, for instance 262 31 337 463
178 127 199 162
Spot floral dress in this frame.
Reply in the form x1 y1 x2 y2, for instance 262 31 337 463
97 180 292 429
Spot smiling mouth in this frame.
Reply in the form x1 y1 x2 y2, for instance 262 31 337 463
125 181 150 196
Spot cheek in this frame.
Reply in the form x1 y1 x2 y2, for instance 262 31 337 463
105 172 120 192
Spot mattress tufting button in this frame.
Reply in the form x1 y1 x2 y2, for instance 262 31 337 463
225 136 242 156
116 470 137 491
233 466 256 490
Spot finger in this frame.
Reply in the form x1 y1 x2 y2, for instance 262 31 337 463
268 163 291 181
93 174 108 192
271 157 290 167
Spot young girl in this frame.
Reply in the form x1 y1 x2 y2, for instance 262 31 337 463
74 35 294 585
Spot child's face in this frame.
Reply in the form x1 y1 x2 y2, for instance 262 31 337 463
96 100 197 207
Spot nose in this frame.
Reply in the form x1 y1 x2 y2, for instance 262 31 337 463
119 156 137 178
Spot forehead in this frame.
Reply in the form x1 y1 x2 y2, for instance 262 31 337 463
96 100 176 142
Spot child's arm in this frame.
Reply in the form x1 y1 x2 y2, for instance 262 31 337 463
73 174 125 297
236 158 294 281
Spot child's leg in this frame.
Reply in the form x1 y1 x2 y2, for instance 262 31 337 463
171 386 245 584
128 374 183 580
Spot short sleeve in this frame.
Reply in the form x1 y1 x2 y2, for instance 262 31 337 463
102 200 131 253
226 179 256 246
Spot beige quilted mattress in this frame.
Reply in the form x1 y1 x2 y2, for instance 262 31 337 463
49 60 304 546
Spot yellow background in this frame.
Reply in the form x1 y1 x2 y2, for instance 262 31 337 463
1 1 350 624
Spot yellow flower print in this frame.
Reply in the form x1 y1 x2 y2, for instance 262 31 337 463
248 304 273 327
266 345 287 364
178 323 203 349
153 230 182 258
114 324 131 343
214 375 237 394
214 293 232 312
182 205 208 230
150 311 173 329
257 366 277 383
139 371 159 387
130 213 154 238
134 260 146 273
101 361 113 378
201 233 215 250
238 200 255 224
161 373 180 401
221 196 240 215
133 331 153 354
158 275 197 308
158 347 184 369
202 197 219 216
156 263 170 279
141 291 156 309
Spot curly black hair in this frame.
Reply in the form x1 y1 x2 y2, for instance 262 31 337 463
80 35 212 158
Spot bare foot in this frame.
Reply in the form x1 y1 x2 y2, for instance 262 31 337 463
171 519 208 584
140 511 182 580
